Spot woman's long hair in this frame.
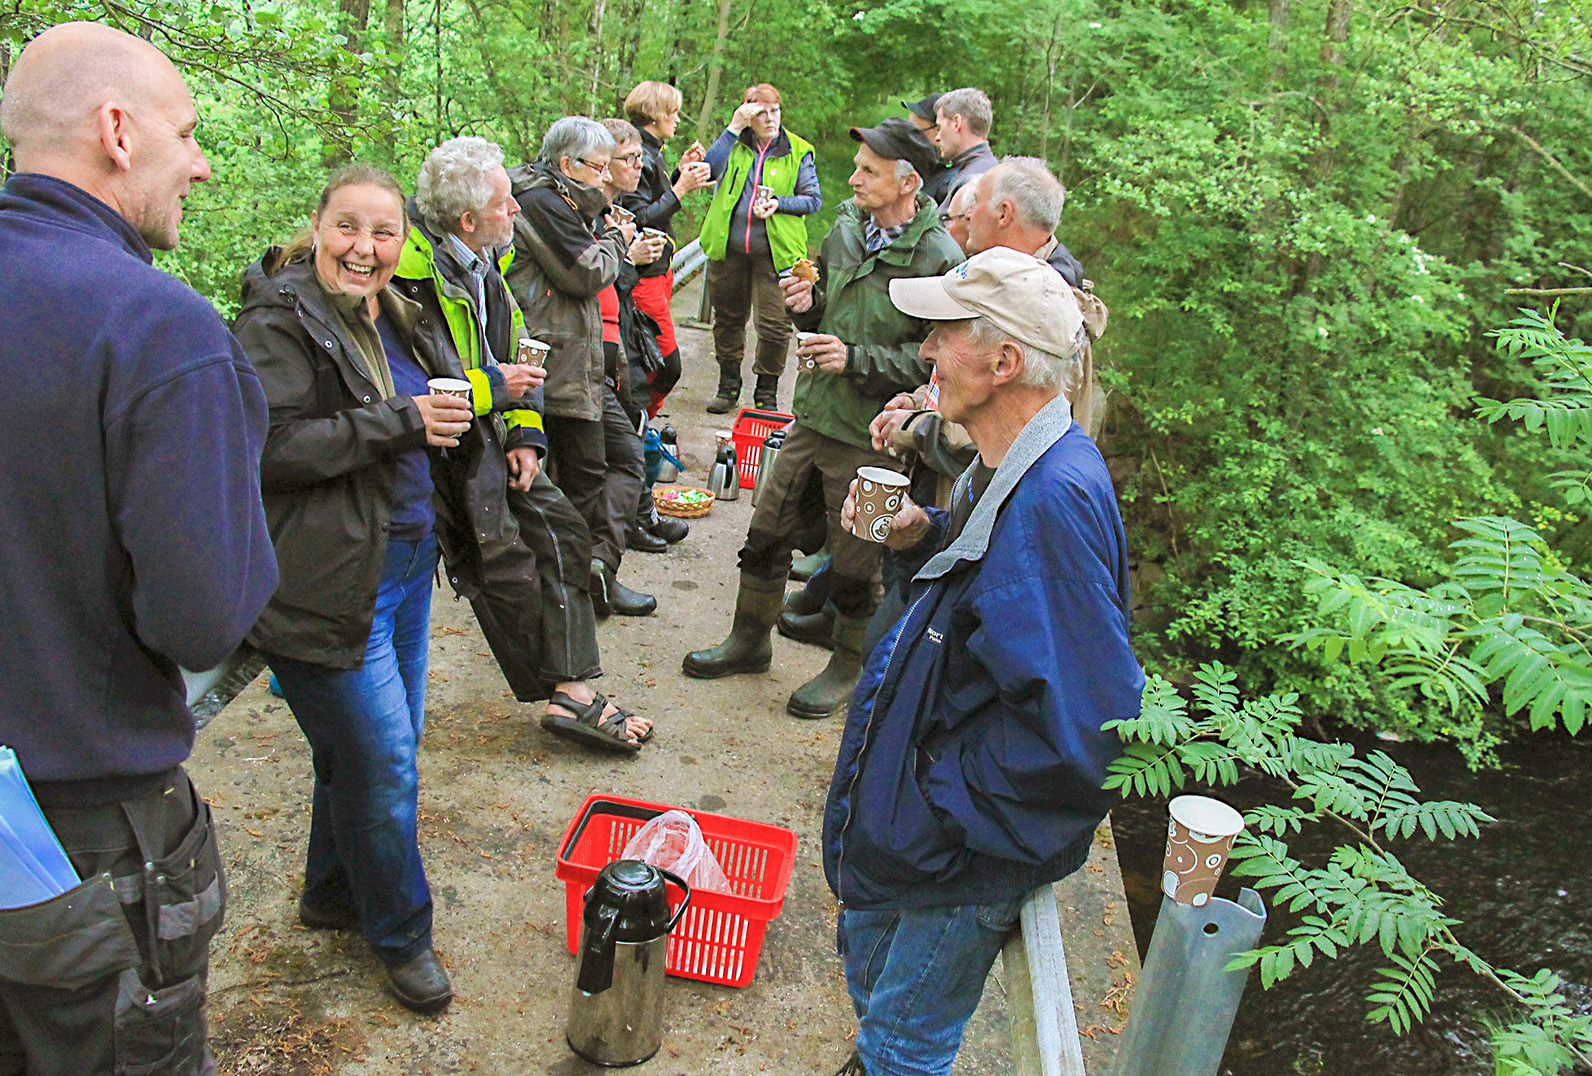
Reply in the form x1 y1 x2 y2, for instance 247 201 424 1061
269 163 408 273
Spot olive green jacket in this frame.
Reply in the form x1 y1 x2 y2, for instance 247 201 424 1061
789 195 965 449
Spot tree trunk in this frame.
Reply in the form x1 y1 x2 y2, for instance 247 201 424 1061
695 0 733 143
325 0 372 166
587 0 608 116
1318 0 1351 91
1268 0 1289 84
611 0 646 114
382 0 405 110
665 0 693 84
0 43 11 181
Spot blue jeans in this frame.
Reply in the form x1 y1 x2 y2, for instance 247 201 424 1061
268 532 438 966
840 895 1027 1076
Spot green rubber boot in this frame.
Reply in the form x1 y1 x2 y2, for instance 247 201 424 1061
786 613 868 719
682 575 783 679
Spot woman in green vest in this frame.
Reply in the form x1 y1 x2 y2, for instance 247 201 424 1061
698 82 822 413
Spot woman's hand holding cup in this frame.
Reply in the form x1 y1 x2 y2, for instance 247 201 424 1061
416 392 473 447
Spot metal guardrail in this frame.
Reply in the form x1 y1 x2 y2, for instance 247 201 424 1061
670 237 706 287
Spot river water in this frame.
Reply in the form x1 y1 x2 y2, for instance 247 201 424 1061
1110 734 1592 1075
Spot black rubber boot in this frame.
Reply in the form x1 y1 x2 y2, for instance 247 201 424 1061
753 373 779 411
590 558 656 617
682 575 783 679
705 363 742 414
649 514 689 543
787 613 868 719
777 602 836 649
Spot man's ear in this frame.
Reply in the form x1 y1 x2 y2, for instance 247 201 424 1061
458 209 478 237
990 340 1024 385
96 101 134 172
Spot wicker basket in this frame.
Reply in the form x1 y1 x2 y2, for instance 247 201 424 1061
654 485 714 518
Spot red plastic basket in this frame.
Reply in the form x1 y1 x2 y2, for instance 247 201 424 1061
554 793 798 988
730 407 795 489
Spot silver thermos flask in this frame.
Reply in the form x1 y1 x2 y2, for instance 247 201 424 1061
566 860 691 1067
710 442 740 500
752 428 785 507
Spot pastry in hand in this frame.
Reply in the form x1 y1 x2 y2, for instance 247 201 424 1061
791 258 819 284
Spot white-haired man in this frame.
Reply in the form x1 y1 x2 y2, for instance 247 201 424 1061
393 136 651 753
683 117 962 721
822 246 1142 1076
933 87 999 207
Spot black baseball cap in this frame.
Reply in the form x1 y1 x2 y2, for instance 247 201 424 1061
903 94 942 124
849 118 941 181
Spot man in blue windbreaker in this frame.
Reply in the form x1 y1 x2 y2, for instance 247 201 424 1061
822 246 1143 1076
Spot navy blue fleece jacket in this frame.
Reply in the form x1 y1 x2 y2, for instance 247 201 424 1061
0 174 277 804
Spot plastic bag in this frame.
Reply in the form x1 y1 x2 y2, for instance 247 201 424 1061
619 810 733 894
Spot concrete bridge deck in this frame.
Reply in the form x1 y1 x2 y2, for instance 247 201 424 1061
193 277 1138 1075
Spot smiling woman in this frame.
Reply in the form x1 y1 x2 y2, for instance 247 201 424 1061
231 162 476 1016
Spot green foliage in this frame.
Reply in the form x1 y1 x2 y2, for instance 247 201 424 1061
1107 663 1589 1075
1298 317 1592 760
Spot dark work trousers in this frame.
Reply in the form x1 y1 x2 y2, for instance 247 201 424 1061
0 769 224 1076
434 466 602 703
543 384 646 571
739 422 898 618
707 248 791 380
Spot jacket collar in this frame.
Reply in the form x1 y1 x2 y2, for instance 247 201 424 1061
737 126 792 157
837 193 944 267
526 159 611 221
0 173 153 264
915 391 1074 580
950 142 995 170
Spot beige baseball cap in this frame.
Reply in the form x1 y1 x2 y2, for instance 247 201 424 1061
889 246 1084 356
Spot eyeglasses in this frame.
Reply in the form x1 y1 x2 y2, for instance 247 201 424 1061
612 151 644 166
938 209 973 225
576 157 612 176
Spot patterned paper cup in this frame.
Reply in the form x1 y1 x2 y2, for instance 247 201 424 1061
1162 795 1246 907
426 377 473 402
852 466 911 544
796 332 819 370
517 338 551 366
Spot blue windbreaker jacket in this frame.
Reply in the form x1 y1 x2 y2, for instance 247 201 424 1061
823 393 1142 910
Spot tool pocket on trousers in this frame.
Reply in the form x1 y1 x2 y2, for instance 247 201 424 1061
0 871 141 991
140 790 226 985
113 965 207 1076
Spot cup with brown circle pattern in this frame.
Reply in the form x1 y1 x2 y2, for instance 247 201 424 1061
1162 795 1246 907
851 466 911 544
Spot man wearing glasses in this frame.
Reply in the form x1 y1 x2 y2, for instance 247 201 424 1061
507 116 657 617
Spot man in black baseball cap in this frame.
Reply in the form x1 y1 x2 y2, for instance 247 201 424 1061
900 99 954 203
682 111 964 722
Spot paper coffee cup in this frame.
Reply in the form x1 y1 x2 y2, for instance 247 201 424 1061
426 377 473 401
608 204 634 225
851 466 910 543
517 338 551 365
756 184 776 207
1162 795 1245 907
714 429 734 449
795 332 819 370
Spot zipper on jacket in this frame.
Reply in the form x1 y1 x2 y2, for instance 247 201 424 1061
745 142 771 256
835 585 933 905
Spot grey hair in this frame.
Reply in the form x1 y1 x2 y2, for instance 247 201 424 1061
989 156 1064 232
936 87 993 138
539 116 615 168
416 136 504 235
893 158 917 182
960 316 1084 392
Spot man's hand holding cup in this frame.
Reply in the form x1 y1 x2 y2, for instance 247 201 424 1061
795 332 847 374
843 469 929 550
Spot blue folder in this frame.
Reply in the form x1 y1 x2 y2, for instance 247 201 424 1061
0 746 79 909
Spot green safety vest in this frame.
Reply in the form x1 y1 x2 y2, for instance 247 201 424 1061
698 129 814 271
